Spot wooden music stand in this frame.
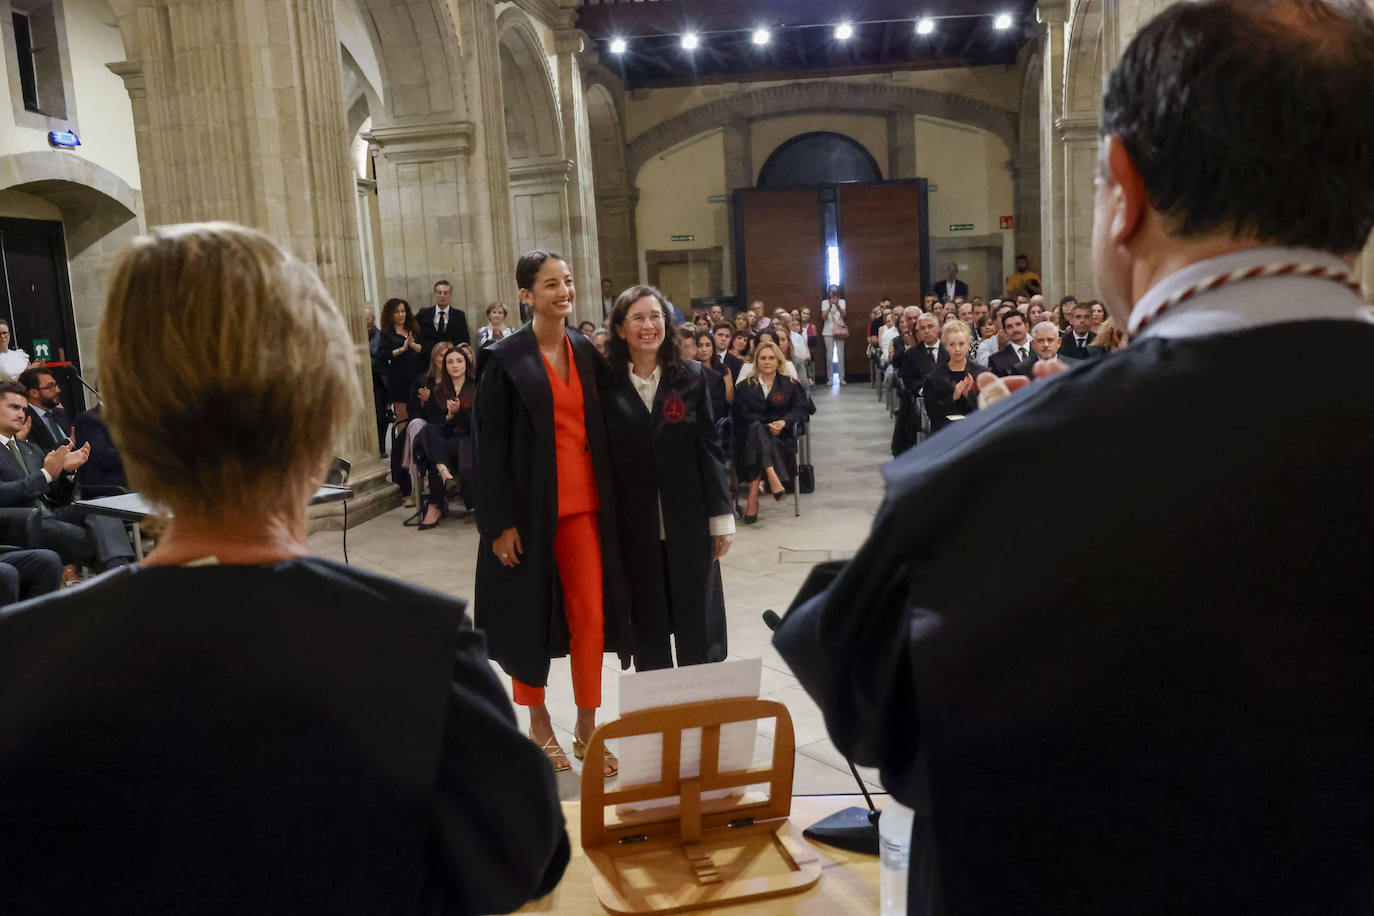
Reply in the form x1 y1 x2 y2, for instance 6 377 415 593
580 697 822 914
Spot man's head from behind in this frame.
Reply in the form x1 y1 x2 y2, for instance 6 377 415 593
1031 322 1062 360
1093 0 1374 322
18 368 59 410
0 382 27 437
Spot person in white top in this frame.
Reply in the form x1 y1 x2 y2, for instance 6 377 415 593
820 285 848 384
0 319 35 382
476 302 514 347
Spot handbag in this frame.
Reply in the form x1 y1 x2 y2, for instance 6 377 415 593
798 463 815 494
827 305 849 339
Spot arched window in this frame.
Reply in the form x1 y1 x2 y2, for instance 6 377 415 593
756 132 882 188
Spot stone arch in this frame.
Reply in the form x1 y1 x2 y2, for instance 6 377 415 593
1064 0 1105 119
0 152 142 377
586 82 625 190
585 79 636 286
496 9 563 162
349 0 462 125
626 81 1018 184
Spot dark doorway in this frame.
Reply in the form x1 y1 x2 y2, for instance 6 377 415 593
0 217 85 413
756 132 883 189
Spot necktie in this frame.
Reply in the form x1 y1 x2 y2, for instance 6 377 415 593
45 413 65 445
928 347 937 362
438 310 447 334
6 438 27 473
1017 346 1027 361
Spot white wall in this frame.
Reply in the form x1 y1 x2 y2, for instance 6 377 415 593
634 130 726 281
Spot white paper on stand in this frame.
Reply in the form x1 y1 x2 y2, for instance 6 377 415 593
615 658 763 811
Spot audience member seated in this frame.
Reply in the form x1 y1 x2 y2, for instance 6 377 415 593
728 329 752 363
1060 301 1098 359
732 342 809 525
0 546 61 607
18 368 71 452
0 222 568 915
695 330 732 419
988 310 1033 377
899 313 948 391
736 330 800 383
1088 316 1126 356
416 346 476 530
477 301 515 348
591 328 608 354
1014 321 1078 376
72 404 128 495
577 320 597 338
1089 300 1106 333
922 321 987 433
0 382 133 572
976 303 1014 365
712 322 744 381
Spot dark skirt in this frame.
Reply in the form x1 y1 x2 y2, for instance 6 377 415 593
738 420 793 485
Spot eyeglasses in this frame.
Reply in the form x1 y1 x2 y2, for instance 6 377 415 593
37 382 59 391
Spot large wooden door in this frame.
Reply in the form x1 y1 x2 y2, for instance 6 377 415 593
735 189 823 316
838 183 924 372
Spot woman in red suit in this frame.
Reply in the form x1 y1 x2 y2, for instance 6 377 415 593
473 251 630 777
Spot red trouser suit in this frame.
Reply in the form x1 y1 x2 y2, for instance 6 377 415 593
512 338 604 709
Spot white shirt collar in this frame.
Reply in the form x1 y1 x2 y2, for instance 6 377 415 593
628 364 661 411
30 403 48 419
1131 246 1372 340
0 432 14 447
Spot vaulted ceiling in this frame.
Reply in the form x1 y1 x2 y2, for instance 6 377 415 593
576 0 1040 89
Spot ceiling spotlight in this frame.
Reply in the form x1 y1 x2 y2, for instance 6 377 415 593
610 37 627 54
752 28 771 46
916 18 935 35
994 13 1013 30
681 32 699 50
835 22 854 40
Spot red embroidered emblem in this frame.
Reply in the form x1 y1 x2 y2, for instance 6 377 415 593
770 390 785 404
662 394 687 423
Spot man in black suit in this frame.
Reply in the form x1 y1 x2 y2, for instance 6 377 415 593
773 2 1374 912
18 368 70 452
0 382 133 571
1012 321 1079 377
711 322 743 380
987 310 1032 377
415 279 469 360
1059 300 1097 359
897 312 946 392
931 263 969 303
0 548 61 606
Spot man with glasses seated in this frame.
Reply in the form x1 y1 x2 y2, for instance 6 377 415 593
18 368 71 452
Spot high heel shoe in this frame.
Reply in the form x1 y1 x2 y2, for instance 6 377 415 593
772 488 787 501
572 733 618 777
531 731 570 772
743 514 758 525
417 503 443 530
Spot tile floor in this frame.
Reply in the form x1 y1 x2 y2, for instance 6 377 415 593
307 379 896 800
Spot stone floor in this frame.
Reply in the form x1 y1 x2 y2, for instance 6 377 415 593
307 378 896 800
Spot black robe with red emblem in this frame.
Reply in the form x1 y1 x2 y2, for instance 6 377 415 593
602 359 733 669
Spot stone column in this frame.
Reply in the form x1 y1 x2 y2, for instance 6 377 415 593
553 27 602 325
720 118 753 297
595 186 641 287
1036 0 1069 301
108 0 389 525
1011 154 1042 280
460 0 516 306
1056 117 1099 299
886 111 917 180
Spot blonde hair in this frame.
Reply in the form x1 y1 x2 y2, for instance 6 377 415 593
746 341 787 384
98 222 360 518
940 319 973 347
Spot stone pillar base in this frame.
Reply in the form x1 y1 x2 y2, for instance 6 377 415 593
307 460 400 532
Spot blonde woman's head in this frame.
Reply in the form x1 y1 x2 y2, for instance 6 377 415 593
98 222 360 519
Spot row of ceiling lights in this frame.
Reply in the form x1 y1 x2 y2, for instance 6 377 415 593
607 13 1016 54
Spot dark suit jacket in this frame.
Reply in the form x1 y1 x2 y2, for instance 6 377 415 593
23 406 70 453
73 407 127 493
603 361 732 670
0 558 569 915
899 343 948 391
0 437 74 510
774 320 1374 914
1059 329 1097 360
931 279 969 302
715 351 743 382
988 342 1033 377
416 305 470 355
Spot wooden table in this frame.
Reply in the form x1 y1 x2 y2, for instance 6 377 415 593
519 795 881 914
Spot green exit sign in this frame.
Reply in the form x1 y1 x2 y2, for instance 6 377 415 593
670 234 695 243
948 223 975 232
31 338 51 360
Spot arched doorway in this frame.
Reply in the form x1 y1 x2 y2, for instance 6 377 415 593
757 132 883 188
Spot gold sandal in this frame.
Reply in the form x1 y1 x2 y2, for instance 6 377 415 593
531 731 571 772
573 734 619 778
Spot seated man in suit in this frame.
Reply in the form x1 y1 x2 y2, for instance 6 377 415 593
1060 301 1098 358
18 368 70 452
0 548 61 607
712 322 744 381
898 312 947 393
0 381 134 572
987 310 1033 377
415 279 470 360
73 405 128 495
931 263 969 303
1013 321 1079 377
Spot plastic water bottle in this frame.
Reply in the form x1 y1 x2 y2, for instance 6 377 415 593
878 799 914 916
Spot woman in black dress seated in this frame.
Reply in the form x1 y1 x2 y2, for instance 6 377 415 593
732 341 810 524
923 320 988 433
601 286 734 669
417 346 476 529
694 329 732 425
0 224 568 915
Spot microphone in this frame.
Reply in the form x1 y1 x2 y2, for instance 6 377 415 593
761 608 881 855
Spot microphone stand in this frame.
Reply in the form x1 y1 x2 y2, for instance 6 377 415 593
762 608 881 855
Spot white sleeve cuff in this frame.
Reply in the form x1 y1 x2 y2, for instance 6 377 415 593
41 469 53 483
709 514 736 536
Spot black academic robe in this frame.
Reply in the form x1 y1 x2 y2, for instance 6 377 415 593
1059 329 1097 360
921 361 988 432
774 320 1374 915
732 374 809 447
988 342 1032 377
472 326 632 686
603 360 732 670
